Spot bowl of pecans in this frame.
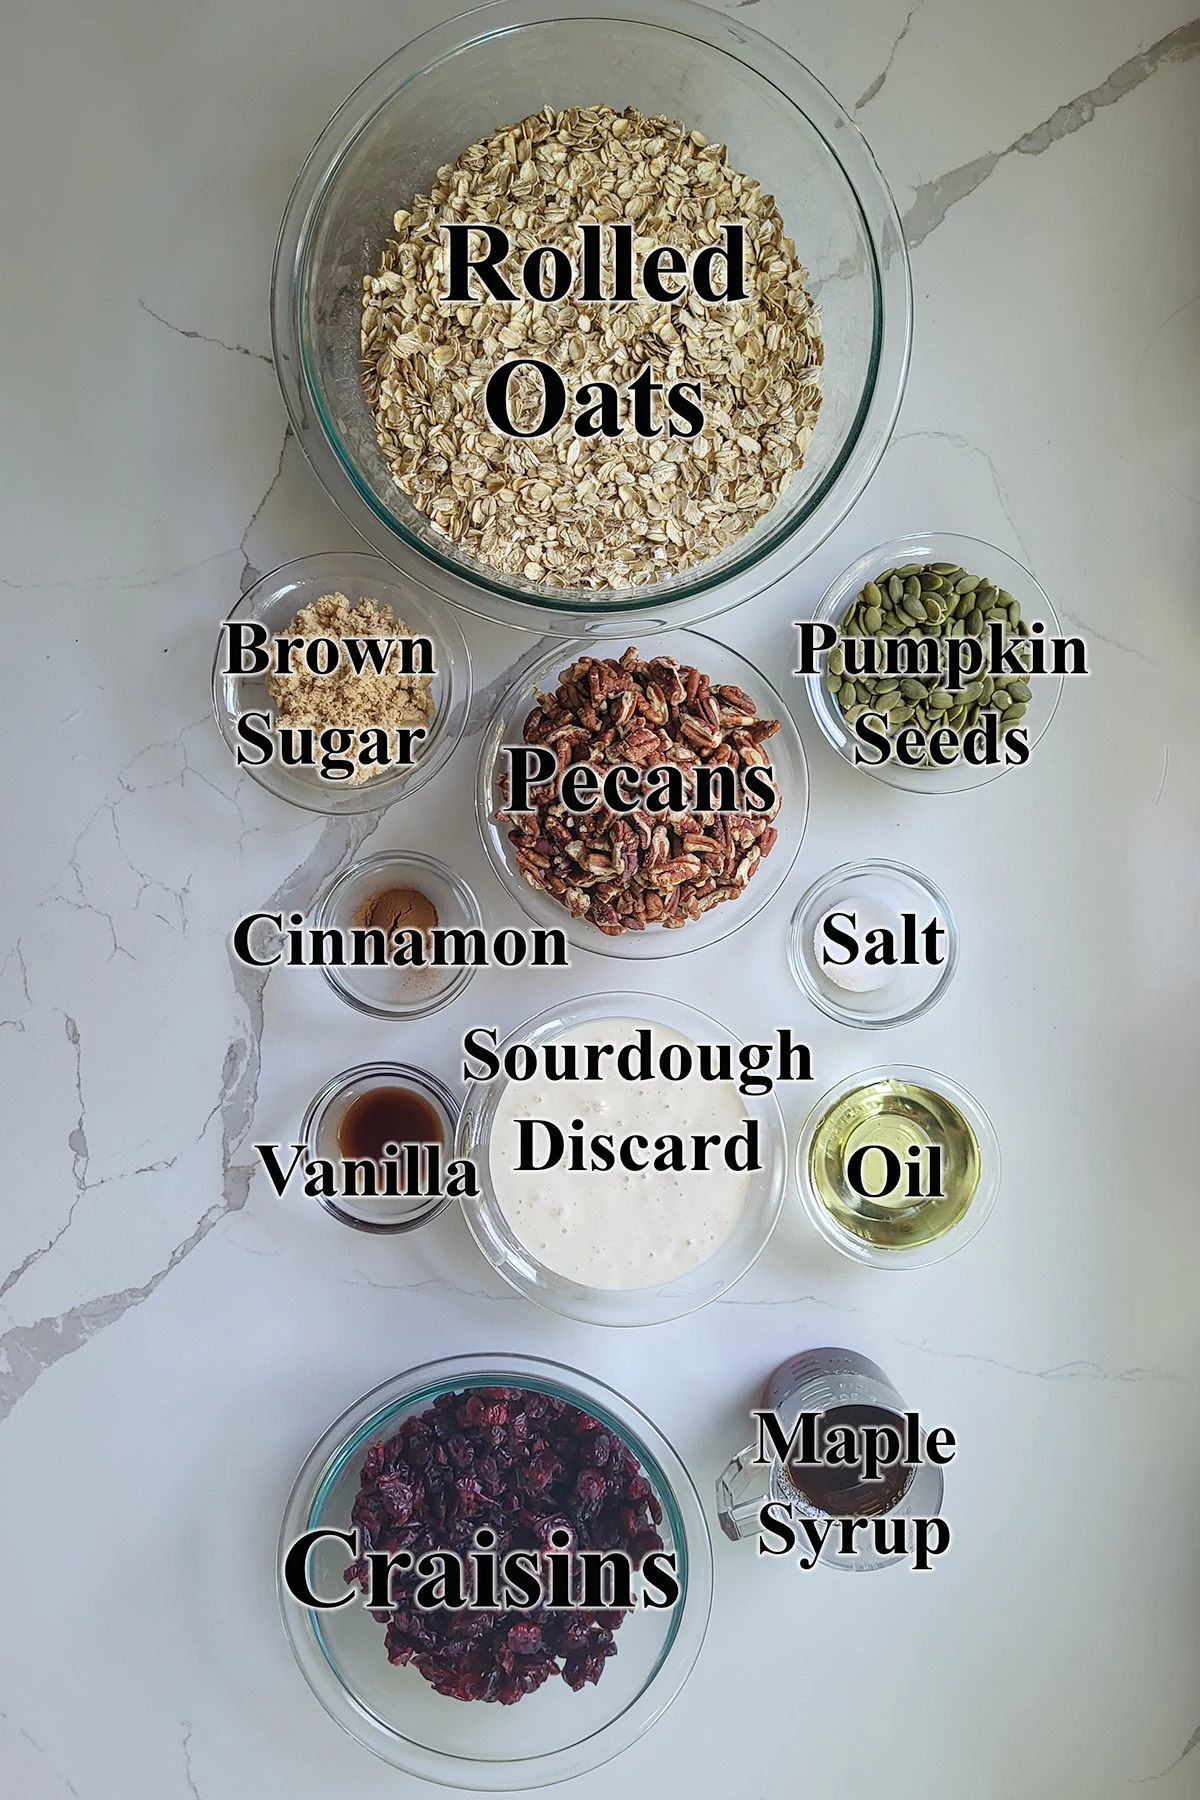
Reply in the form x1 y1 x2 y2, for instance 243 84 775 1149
475 631 808 958
271 0 911 634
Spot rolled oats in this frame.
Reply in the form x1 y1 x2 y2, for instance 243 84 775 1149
361 104 823 591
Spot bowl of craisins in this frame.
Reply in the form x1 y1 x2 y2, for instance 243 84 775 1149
278 1354 712 1790
475 631 809 960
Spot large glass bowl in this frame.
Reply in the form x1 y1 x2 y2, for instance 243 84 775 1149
271 0 911 634
475 629 809 959
455 992 787 1323
277 1354 713 1789
801 532 1065 793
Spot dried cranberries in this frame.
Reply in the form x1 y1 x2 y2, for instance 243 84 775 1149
346 1385 664 1704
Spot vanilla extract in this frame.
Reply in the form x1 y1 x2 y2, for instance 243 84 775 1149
255 1084 479 1203
255 1139 479 1201
337 1086 444 1162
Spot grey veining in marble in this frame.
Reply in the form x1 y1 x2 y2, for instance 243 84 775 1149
2 2 1198 1795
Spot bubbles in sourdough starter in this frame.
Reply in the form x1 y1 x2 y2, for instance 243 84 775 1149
489 1019 753 1289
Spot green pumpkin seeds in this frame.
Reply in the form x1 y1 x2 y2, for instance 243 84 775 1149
823 556 1039 767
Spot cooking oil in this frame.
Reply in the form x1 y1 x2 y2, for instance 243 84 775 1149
807 1077 979 1248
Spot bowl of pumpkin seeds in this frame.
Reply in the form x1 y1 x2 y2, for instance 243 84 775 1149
801 532 1066 792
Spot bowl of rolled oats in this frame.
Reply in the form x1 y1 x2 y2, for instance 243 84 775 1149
272 0 911 634
474 631 809 958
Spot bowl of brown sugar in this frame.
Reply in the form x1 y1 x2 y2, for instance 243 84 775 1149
212 553 471 813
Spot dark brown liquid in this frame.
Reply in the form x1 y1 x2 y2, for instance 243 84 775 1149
787 1404 912 1516
337 1087 444 1162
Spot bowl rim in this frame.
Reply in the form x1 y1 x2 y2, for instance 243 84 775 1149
786 858 960 1028
313 848 486 1018
473 628 810 959
277 1352 714 1789
211 551 472 814
454 988 788 1322
794 1061 1001 1269
270 0 913 635
800 530 1065 794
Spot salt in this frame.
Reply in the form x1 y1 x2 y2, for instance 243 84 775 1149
813 895 901 993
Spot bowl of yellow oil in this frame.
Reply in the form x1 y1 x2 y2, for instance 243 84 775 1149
796 1065 1000 1268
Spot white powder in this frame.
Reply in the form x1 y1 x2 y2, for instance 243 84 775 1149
813 895 901 993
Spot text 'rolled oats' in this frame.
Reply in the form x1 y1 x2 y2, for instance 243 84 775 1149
361 104 823 592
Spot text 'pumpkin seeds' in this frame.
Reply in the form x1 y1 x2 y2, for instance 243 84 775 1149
827 561 1032 761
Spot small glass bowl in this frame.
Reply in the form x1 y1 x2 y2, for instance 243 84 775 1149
475 631 809 961
299 1061 460 1233
455 992 787 1324
788 860 958 1028
212 553 470 814
801 532 1064 793
795 1063 1000 1269
277 1353 713 1789
271 0 911 635
313 851 484 1019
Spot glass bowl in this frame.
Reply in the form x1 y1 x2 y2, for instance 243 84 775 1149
788 859 958 1028
455 992 787 1323
795 1063 1000 1269
212 553 470 813
313 851 485 1019
277 1353 713 1789
801 532 1065 793
270 0 911 635
475 630 809 960
299 1061 460 1233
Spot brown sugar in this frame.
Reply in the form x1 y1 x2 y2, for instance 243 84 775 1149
265 592 434 784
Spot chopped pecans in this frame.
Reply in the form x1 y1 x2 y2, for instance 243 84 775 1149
503 646 782 935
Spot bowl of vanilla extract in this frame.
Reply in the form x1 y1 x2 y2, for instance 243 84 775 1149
300 1062 459 1233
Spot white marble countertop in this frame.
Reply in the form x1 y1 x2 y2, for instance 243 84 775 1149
3 2 1199 1795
